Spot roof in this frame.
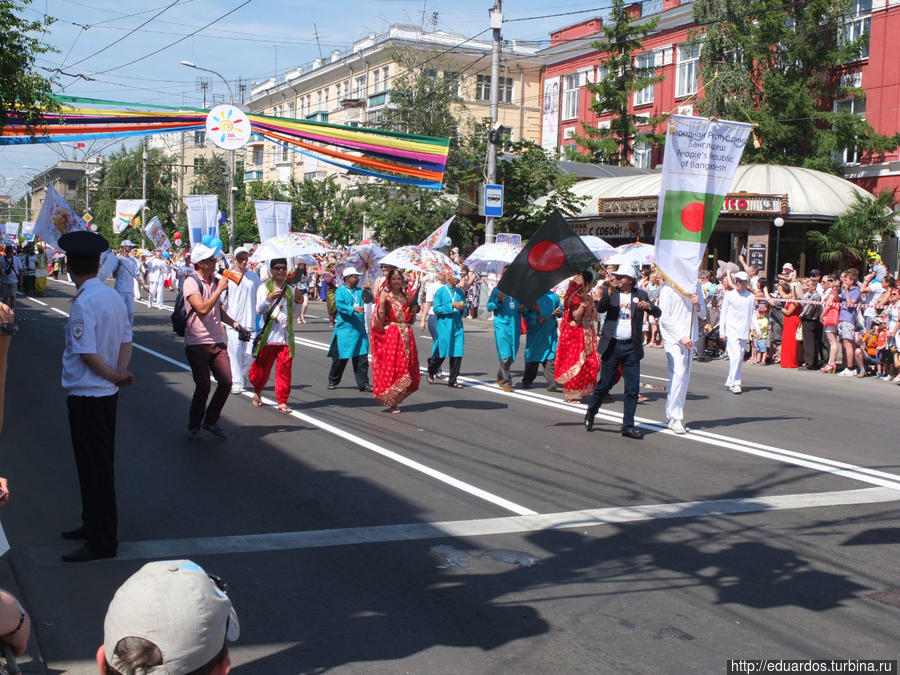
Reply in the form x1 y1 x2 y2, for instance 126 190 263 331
560 164 874 220
557 160 652 179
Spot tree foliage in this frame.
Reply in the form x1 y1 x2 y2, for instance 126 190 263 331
288 176 366 246
691 0 900 173
571 0 665 165
0 0 59 133
85 145 179 245
808 188 897 267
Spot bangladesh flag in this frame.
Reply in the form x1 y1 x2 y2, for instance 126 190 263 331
653 115 753 293
498 211 598 307
659 190 727 244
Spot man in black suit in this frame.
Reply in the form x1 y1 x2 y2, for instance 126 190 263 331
584 265 662 439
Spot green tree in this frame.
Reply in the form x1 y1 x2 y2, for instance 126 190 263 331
691 0 899 173
570 0 665 165
808 188 897 268
453 124 584 239
0 0 58 133
86 145 179 245
290 176 366 246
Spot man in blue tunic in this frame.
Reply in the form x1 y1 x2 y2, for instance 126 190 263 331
427 272 466 388
486 273 523 392
522 290 562 391
327 267 371 391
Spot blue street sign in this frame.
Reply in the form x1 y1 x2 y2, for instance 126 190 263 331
484 184 504 218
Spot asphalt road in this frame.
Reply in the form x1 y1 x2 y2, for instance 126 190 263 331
2 277 899 674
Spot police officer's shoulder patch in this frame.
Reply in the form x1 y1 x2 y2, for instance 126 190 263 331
72 319 85 339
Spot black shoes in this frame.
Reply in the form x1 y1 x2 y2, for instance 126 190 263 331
61 526 86 540
584 413 595 432
359 385 373 392
62 544 116 563
621 428 644 440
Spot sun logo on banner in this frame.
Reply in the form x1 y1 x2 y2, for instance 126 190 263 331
205 104 251 150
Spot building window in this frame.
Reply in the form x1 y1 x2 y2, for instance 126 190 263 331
252 147 263 166
633 53 655 106
632 136 652 169
354 75 367 99
280 144 290 162
562 73 581 120
382 67 389 90
343 80 350 100
372 69 381 94
193 130 205 146
676 44 700 98
422 68 437 79
193 157 205 172
834 97 866 164
475 74 513 103
285 101 294 119
842 0 871 59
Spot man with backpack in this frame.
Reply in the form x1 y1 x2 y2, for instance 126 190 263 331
181 243 246 441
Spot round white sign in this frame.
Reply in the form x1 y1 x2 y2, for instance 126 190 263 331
205 104 251 150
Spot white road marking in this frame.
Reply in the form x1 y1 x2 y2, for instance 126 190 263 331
110 486 899 559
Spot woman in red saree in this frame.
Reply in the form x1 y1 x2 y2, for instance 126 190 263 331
554 270 599 403
370 269 421 413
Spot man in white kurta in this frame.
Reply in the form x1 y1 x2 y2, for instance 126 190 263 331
222 247 261 394
659 282 707 434
720 271 756 394
145 251 170 308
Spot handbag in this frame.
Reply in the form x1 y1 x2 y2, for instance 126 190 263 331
253 291 285 355
821 294 839 327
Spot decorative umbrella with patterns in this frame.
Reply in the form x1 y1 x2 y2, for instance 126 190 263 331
379 245 460 278
339 240 388 270
462 242 522 276
580 235 616 260
250 232 333 262
602 242 655 267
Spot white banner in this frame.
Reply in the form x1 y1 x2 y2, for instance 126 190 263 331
419 215 454 248
113 199 145 234
4 223 18 237
144 215 171 251
254 200 291 242
33 185 89 249
184 194 220 247
541 76 560 153
654 115 753 294
21 222 34 235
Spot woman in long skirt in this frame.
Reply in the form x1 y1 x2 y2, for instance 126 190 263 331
370 269 420 413
554 270 599 403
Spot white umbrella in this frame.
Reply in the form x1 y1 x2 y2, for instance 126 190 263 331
250 232 332 262
462 242 521 276
580 235 616 260
603 242 655 267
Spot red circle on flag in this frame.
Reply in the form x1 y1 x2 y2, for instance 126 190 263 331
528 240 566 272
680 202 706 232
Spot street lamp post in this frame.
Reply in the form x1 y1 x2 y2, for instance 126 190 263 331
181 60 236 254
773 216 785 277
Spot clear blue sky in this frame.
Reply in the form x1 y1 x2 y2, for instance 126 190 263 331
1 0 609 198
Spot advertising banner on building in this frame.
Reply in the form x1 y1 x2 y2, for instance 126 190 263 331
653 115 753 294
541 76 560 153
254 200 291 242
184 194 220 247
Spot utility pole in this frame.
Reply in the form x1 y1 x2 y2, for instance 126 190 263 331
141 137 148 248
485 0 502 244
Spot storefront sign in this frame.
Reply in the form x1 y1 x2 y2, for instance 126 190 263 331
574 221 648 239
747 242 767 269
721 194 787 214
596 193 787 216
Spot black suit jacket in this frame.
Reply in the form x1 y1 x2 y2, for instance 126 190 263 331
595 285 662 361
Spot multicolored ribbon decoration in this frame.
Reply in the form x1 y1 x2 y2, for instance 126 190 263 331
1 95 450 190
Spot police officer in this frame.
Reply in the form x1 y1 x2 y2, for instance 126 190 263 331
58 231 134 563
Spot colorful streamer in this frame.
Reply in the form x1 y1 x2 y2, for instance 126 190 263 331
1 95 451 190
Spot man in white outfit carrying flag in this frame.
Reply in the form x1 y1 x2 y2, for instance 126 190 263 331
653 114 752 429
222 247 260 394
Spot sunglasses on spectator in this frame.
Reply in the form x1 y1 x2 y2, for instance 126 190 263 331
271 265 287 271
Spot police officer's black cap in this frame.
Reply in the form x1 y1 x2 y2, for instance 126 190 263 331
58 231 110 255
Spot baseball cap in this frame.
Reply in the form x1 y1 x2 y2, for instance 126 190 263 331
120 240 135 248
809 268 821 276
233 246 250 257
734 271 750 281
190 243 216 263
104 560 239 675
782 263 794 271
342 266 360 278
614 265 635 278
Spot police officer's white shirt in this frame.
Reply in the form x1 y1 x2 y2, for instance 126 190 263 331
62 277 132 397
223 269 261 329
114 255 139 292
